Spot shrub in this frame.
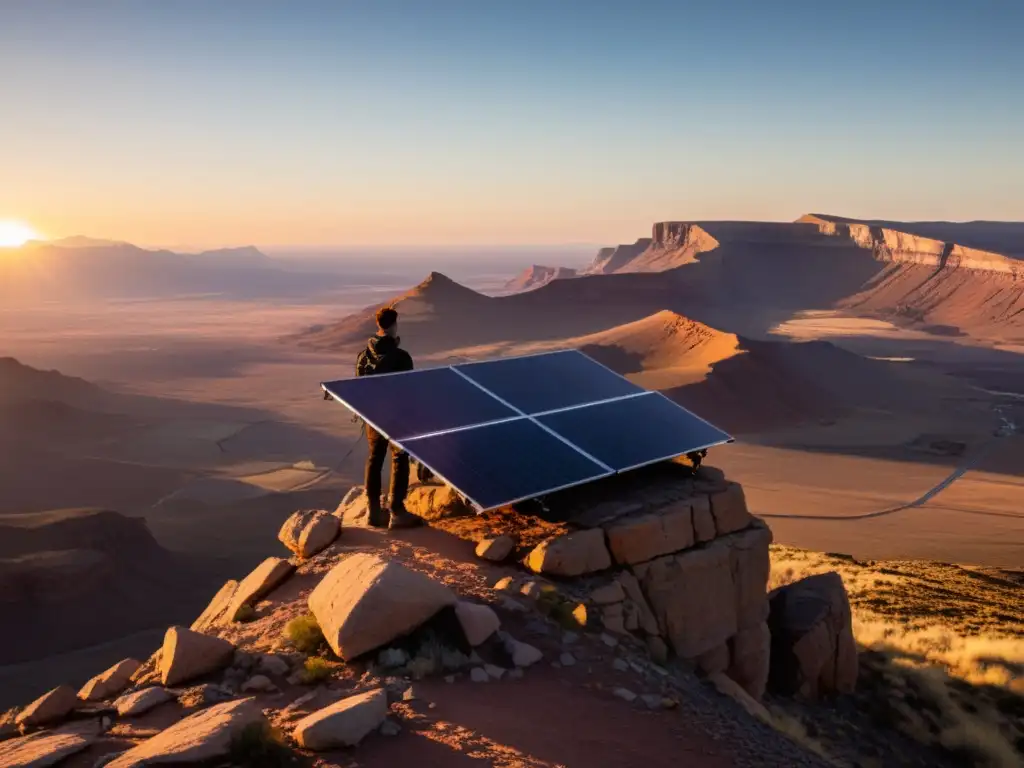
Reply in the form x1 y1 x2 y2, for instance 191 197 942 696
228 722 298 767
300 656 333 684
285 614 325 653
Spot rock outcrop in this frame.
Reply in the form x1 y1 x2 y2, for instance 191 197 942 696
106 697 266 767
278 509 340 559
308 553 457 660
504 265 578 293
159 626 235 686
293 688 388 750
78 658 142 702
767 571 858 698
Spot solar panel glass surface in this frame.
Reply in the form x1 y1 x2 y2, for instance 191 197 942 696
402 417 610 510
455 350 642 414
536 392 731 472
322 367 517 440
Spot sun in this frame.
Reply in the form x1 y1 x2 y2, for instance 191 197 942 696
0 221 40 248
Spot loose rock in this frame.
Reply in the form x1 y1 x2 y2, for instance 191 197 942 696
114 687 174 717
613 687 637 703
106 697 266 767
241 675 275 693
501 634 543 668
560 652 576 667
79 658 142 702
293 688 388 750
470 667 489 683
526 529 611 577
278 509 340 558
159 626 235 687
484 664 506 680
0 723 97 767
257 654 290 677
225 557 295 622
377 648 410 669
475 535 514 562
379 718 402 737
455 601 501 646
600 633 618 648
15 686 78 728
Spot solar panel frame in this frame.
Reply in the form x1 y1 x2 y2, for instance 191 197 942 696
320 347 734 512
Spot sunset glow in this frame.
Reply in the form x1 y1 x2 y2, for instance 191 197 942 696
0 221 39 248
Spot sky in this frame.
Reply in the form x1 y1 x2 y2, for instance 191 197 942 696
1 0 1022 248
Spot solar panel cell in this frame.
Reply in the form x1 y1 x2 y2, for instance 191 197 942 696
456 350 642 414
536 392 731 472
401 418 610 510
322 367 517 440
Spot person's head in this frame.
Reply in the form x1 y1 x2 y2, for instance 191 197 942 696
376 306 399 338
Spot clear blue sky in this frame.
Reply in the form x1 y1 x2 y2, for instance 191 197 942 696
1 0 1021 247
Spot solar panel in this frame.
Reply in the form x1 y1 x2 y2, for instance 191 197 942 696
535 391 732 472
321 367 517 440
321 348 733 511
456 349 642 414
402 419 611 510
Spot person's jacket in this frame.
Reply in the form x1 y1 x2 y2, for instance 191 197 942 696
356 334 413 376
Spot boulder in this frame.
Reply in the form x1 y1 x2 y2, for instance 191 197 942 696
526 529 611 577
114 687 175 717
0 723 98 768
129 649 163 687
645 635 669 664
293 688 388 750
729 623 771 700
159 626 235 686
106 697 266 767
78 658 142 702
404 483 471 520
190 580 239 633
634 540 736 659
475 535 514 562
691 495 715 543
225 557 295 622
709 482 754 536
15 686 78 728
278 509 340 559
604 502 694 565
455 601 501 646
615 572 659 635
589 581 625 605
767 571 858 698
308 553 456 660
729 523 773 629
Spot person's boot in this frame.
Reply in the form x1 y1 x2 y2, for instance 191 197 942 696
367 496 389 528
387 501 423 530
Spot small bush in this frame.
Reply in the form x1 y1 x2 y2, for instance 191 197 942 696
228 722 298 767
301 656 333 684
285 614 325 653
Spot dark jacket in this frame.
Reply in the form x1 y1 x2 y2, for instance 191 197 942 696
357 334 413 377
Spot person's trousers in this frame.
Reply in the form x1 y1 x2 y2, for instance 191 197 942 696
365 425 410 508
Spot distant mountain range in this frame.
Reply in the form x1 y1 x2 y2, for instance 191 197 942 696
1 237 339 302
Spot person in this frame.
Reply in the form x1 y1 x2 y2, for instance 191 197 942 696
355 306 423 529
